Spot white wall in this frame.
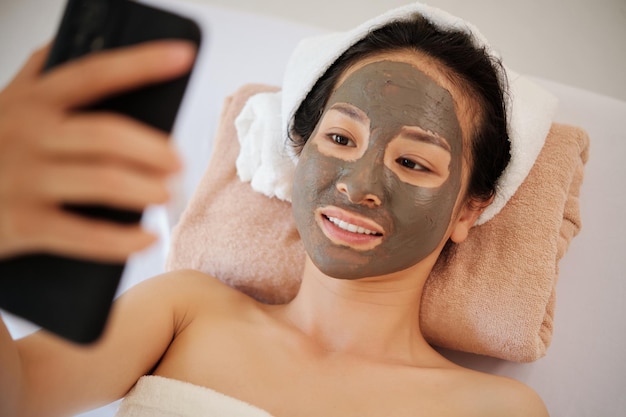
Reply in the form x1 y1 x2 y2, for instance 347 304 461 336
1 0 625 102
189 0 626 102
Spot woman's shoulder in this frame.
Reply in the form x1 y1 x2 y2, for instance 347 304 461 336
452 368 550 417
130 269 270 325
143 268 240 293
131 269 258 310
121 269 273 354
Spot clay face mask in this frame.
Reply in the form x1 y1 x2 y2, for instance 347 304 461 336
292 60 463 279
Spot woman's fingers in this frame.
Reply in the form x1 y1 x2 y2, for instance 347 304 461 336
0 204 157 262
0 156 169 259
38 112 181 174
0 40 193 260
39 40 197 109
31 162 171 210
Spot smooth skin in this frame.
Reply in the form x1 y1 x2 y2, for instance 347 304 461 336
0 46 549 417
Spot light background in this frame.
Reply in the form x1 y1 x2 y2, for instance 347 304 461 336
1 0 625 101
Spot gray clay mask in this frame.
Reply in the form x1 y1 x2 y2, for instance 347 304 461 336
292 60 463 279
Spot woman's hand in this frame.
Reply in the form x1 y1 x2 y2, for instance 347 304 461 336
0 41 196 262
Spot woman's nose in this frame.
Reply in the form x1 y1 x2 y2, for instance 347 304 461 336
336 182 382 207
335 157 384 208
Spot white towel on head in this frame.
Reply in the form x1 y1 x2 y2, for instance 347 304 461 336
235 2 558 224
235 90 294 201
488 69 559 223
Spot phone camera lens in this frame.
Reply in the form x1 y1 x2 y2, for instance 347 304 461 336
79 0 108 28
74 0 109 53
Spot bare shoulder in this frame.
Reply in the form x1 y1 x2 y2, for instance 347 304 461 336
122 269 264 324
124 269 252 310
460 369 550 417
130 268 238 294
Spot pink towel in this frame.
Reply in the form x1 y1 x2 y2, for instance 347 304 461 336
167 84 589 362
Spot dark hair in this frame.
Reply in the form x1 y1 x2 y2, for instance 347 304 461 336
290 14 510 204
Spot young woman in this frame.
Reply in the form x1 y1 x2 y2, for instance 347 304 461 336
0 5 549 417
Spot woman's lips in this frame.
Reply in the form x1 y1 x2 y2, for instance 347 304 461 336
316 206 384 250
324 215 381 235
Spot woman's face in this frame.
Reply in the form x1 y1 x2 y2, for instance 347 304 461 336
292 52 467 279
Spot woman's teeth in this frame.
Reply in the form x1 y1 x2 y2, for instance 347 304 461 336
326 216 380 236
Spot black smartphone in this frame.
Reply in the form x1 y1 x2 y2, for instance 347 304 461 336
0 0 202 344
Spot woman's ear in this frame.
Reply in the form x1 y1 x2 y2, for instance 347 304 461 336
449 197 492 243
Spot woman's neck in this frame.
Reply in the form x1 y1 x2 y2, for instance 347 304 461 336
280 256 444 366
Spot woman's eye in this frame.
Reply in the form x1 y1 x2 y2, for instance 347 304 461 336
396 157 428 172
329 134 354 147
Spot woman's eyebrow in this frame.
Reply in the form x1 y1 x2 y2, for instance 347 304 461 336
328 103 369 124
400 126 451 152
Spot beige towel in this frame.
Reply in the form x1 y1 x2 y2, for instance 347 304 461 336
167 84 589 362
116 376 274 417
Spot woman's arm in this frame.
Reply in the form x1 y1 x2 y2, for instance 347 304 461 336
11 271 196 417
5 269 225 417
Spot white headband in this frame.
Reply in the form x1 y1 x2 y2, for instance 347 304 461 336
235 2 558 224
